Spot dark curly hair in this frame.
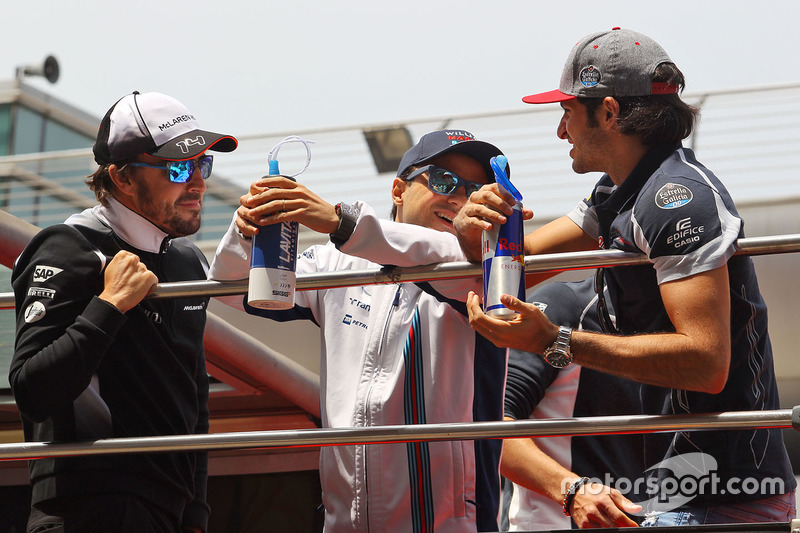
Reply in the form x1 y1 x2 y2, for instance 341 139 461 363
578 63 699 146
85 160 133 206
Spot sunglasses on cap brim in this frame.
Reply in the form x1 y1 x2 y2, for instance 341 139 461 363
128 155 214 183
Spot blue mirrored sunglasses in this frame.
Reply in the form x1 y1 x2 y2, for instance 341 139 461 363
128 155 214 183
405 165 484 198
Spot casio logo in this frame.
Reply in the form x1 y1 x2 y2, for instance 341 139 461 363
33 265 63 283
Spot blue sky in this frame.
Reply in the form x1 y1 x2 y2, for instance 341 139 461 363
3 0 798 136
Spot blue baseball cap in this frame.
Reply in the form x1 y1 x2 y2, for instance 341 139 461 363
396 130 506 180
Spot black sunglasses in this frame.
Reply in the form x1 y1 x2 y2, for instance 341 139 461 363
594 268 618 334
128 155 214 183
405 165 484 198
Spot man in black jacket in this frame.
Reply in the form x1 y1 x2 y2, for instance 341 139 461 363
10 91 237 533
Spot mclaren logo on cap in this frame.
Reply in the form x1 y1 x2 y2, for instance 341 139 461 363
159 114 196 131
579 66 601 87
176 136 206 154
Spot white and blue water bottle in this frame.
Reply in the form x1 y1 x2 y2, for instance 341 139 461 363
248 136 313 309
482 155 525 319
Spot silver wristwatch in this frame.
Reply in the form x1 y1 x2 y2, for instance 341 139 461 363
543 326 573 368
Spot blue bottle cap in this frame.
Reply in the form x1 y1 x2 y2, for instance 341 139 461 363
490 156 522 201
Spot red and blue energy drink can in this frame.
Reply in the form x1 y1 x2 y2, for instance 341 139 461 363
482 155 525 319
482 202 525 319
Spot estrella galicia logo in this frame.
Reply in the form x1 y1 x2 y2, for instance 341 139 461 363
579 65 601 87
655 183 693 209
33 265 63 283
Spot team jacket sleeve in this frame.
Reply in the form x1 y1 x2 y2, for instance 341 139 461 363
9 226 127 423
339 201 481 300
633 173 742 284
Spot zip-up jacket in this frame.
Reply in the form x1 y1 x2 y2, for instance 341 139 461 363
10 198 211 531
209 201 507 533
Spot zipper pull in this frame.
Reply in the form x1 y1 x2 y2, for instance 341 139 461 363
392 285 401 306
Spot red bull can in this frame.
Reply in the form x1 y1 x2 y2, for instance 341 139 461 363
482 202 525 319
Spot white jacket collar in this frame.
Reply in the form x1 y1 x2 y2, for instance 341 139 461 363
93 197 170 254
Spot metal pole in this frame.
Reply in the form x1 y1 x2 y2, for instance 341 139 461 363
2 234 800 307
0 409 792 461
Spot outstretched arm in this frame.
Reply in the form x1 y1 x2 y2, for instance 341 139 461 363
502 421 640 528
466 265 731 393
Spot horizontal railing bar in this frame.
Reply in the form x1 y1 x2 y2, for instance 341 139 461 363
0 409 793 461
1 234 799 307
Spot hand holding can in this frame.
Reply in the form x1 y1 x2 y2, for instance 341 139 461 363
482 156 525 319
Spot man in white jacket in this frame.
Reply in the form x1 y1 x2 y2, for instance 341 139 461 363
209 130 509 533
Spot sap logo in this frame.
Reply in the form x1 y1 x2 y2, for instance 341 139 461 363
33 265 63 283
27 287 55 299
175 136 206 154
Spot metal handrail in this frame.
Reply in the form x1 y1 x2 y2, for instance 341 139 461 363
2 233 799 307
0 408 794 461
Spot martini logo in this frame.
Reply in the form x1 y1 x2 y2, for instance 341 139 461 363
33 265 63 283
655 183 693 209
579 65 601 87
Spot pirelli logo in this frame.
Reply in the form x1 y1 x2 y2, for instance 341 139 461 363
27 287 56 299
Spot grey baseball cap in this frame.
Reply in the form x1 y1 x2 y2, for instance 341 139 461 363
523 27 678 104
93 91 238 165
396 130 506 179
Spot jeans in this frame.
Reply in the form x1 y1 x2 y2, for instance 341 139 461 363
640 490 796 527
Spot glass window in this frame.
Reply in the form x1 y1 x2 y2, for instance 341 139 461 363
12 106 45 154
44 118 93 152
0 265 14 390
0 104 10 156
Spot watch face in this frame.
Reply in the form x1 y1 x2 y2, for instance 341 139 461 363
544 348 572 368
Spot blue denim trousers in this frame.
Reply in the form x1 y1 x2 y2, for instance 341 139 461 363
641 490 796 527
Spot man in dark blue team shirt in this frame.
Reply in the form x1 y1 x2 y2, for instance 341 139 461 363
456 28 796 526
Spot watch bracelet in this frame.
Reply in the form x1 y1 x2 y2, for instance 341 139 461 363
562 476 591 516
